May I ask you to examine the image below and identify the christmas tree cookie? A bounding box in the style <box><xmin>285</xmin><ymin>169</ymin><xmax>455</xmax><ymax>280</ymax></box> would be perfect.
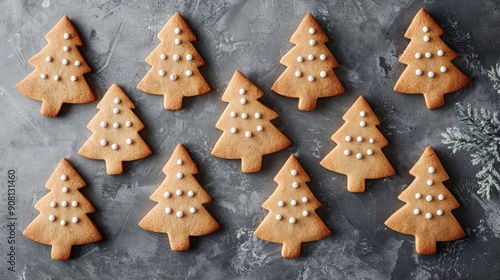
<box><xmin>385</xmin><ymin>146</ymin><xmax>465</xmax><ymax>254</ymax></box>
<box><xmin>255</xmin><ymin>155</ymin><xmax>331</xmax><ymax>258</ymax></box>
<box><xmin>272</xmin><ymin>13</ymin><xmax>345</xmax><ymax>111</ymax></box>
<box><xmin>78</xmin><ymin>84</ymin><xmax>152</xmax><ymax>175</ymax></box>
<box><xmin>320</xmin><ymin>96</ymin><xmax>395</xmax><ymax>192</ymax></box>
<box><xmin>15</xmin><ymin>15</ymin><xmax>95</xmax><ymax>117</ymax></box>
<box><xmin>23</xmin><ymin>158</ymin><xmax>102</xmax><ymax>260</ymax></box>
<box><xmin>394</xmin><ymin>8</ymin><xmax>471</xmax><ymax>109</ymax></box>
<box><xmin>137</xmin><ymin>12</ymin><xmax>210</xmax><ymax>110</ymax></box>
<box><xmin>139</xmin><ymin>144</ymin><xmax>220</xmax><ymax>251</ymax></box>
<box><xmin>212</xmin><ymin>71</ymin><xmax>291</xmax><ymax>173</ymax></box>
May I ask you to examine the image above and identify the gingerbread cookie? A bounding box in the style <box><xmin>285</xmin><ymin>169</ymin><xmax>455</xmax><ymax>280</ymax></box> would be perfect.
<box><xmin>393</xmin><ymin>8</ymin><xmax>471</xmax><ymax>109</ymax></box>
<box><xmin>271</xmin><ymin>13</ymin><xmax>345</xmax><ymax>111</ymax></box>
<box><xmin>212</xmin><ymin>71</ymin><xmax>291</xmax><ymax>173</ymax></box>
<box><xmin>255</xmin><ymin>154</ymin><xmax>331</xmax><ymax>258</ymax></box>
<box><xmin>15</xmin><ymin>15</ymin><xmax>95</xmax><ymax>117</ymax></box>
<box><xmin>320</xmin><ymin>96</ymin><xmax>395</xmax><ymax>192</ymax></box>
<box><xmin>385</xmin><ymin>146</ymin><xmax>465</xmax><ymax>254</ymax></box>
<box><xmin>139</xmin><ymin>144</ymin><xmax>220</xmax><ymax>251</ymax></box>
<box><xmin>23</xmin><ymin>158</ymin><xmax>102</xmax><ymax>261</ymax></box>
<box><xmin>78</xmin><ymin>84</ymin><xmax>152</xmax><ymax>175</ymax></box>
<box><xmin>137</xmin><ymin>12</ymin><xmax>210</xmax><ymax>110</ymax></box>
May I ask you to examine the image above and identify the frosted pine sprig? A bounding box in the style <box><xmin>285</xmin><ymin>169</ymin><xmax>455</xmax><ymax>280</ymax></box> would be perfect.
<box><xmin>487</xmin><ymin>63</ymin><xmax>500</xmax><ymax>94</ymax></box>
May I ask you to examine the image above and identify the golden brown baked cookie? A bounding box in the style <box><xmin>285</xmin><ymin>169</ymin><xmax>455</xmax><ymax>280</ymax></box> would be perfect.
<box><xmin>385</xmin><ymin>146</ymin><xmax>465</xmax><ymax>254</ymax></box>
<box><xmin>23</xmin><ymin>158</ymin><xmax>102</xmax><ymax>261</ymax></box>
<box><xmin>393</xmin><ymin>8</ymin><xmax>471</xmax><ymax>109</ymax></box>
<box><xmin>15</xmin><ymin>15</ymin><xmax>95</xmax><ymax>117</ymax></box>
<box><xmin>271</xmin><ymin>13</ymin><xmax>345</xmax><ymax>111</ymax></box>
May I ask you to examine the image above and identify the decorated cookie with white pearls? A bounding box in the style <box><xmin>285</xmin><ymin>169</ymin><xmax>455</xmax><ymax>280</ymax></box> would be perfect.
<box><xmin>78</xmin><ymin>84</ymin><xmax>152</xmax><ymax>175</ymax></box>
<box><xmin>139</xmin><ymin>144</ymin><xmax>220</xmax><ymax>251</ymax></box>
<box><xmin>393</xmin><ymin>8</ymin><xmax>470</xmax><ymax>109</ymax></box>
<box><xmin>385</xmin><ymin>146</ymin><xmax>465</xmax><ymax>255</ymax></box>
<box><xmin>320</xmin><ymin>96</ymin><xmax>395</xmax><ymax>192</ymax></box>
<box><xmin>23</xmin><ymin>158</ymin><xmax>102</xmax><ymax>261</ymax></box>
<box><xmin>272</xmin><ymin>13</ymin><xmax>345</xmax><ymax>111</ymax></box>
<box><xmin>254</xmin><ymin>154</ymin><xmax>331</xmax><ymax>258</ymax></box>
<box><xmin>15</xmin><ymin>15</ymin><xmax>95</xmax><ymax>117</ymax></box>
<box><xmin>137</xmin><ymin>12</ymin><xmax>210</xmax><ymax>110</ymax></box>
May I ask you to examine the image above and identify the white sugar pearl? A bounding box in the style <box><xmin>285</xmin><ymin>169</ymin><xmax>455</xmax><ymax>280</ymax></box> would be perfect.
<box><xmin>437</xmin><ymin>50</ymin><xmax>444</xmax><ymax>56</ymax></box>
<box><xmin>356</xmin><ymin>153</ymin><xmax>363</xmax><ymax>159</ymax></box>
<box><xmin>164</xmin><ymin>191</ymin><xmax>171</xmax><ymax>198</ymax></box>
<box><xmin>278</xmin><ymin>200</ymin><xmax>284</xmax><ymax>207</ymax></box>
<box><xmin>415</xmin><ymin>193</ymin><xmax>422</xmax><ymax>199</ymax></box>
<box><xmin>46</xmin><ymin>56</ymin><xmax>52</xmax><ymax>62</ymax></box>
<box><xmin>254</xmin><ymin>113</ymin><xmax>261</xmax><ymax>119</ymax></box>
<box><xmin>366</xmin><ymin>149</ymin><xmax>373</xmax><ymax>156</ymax></box>
<box><xmin>111</xmin><ymin>144</ymin><xmax>118</xmax><ymax>150</ymax></box>
<box><xmin>113</xmin><ymin>108</ymin><xmax>120</xmax><ymax>114</ymax></box>
<box><xmin>165</xmin><ymin>207</ymin><xmax>172</xmax><ymax>214</ymax></box>
<box><xmin>422</xmin><ymin>26</ymin><xmax>429</xmax><ymax>32</ymax></box>
<box><xmin>275</xmin><ymin>214</ymin><xmax>282</xmax><ymax>221</ymax></box>
<box><xmin>360</xmin><ymin>111</ymin><xmax>366</xmax><ymax>117</ymax></box>
<box><xmin>413</xmin><ymin>209</ymin><xmax>420</xmax><ymax>215</ymax></box>
<box><xmin>125</xmin><ymin>121</ymin><xmax>131</xmax><ymax>127</ymax></box>
<box><xmin>72</xmin><ymin>217</ymin><xmax>79</xmax><ymax>223</ymax></box>
<box><xmin>74</xmin><ymin>61</ymin><xmax>81</xmax><ymax>66</ymax></box>
<box><xmin>440</xmin><ymin>66</ymin><xmax>447</xmax><ymax>73</ymax></box>
<box><xmin>302</xmin><ymin>197</ymin><xmax>308</xmax><ymax>203</ymax></box>
<box><xmin>428</xmin><ymin>167</ymin><xmax>435</xmax><ymax>174</ymax></box>
<box><xmin>173</xmin><ymin>54</ymin><xmax>180</xmax><ymax>61</ymax></box>
<box><xmin>159</xmin><ymin>70</ymin><xmax>166</xmax><ymax>76</ymax></box>
<box><xmin>292</xmin><ymin>182</ymin><xmax>299</xmax><ymax>188</ymax></box>
<box><xmin>416</xmin><ymin>69</ymin><xmax>423</xmax><ymax>76</ymax></box>
<box><xmin>72</xmin><ymin>201</ymin><xmax>78</xmax><ymax>207</ymax></box>
<box><xmin>100</xmin><ymin>121</ymin><xmax>107</xmax><ymax>127</ymax></box>
<box><xmin>230</xmin><ymin>111</ymin><xmax>237</xmax><ymax>117</ymax></box>
<box><xmin>320</xmin><ymin>54</ymin><xmax>326</xmax><ymax>60</ymax></box>
<box><xmin>61</xmin><ymin>175</ymin><xmax>68</xmax><ymax>181</ymax></box>
<box><xmin>423</xmin><ymin>35</ymin><xmax>430</xmax><ymax>42</ymax></box>
<box><xmin>437</xmin><ymin>210</ymin><xmax>443</xmax><ymax>216</ymax></box>
<box><xmin>160</xmin><ymin>54</ymin><xmax>166</xmax><ymax>60</ymax></box>
<box><xmin>291</xmin><ymin>169</ymin><xmax>298</xmax><ymax>176</ymax></box>
<box><xmin>415</xmin><ymin>52</ymin><xmax>422</xmax><ymax>59</ymax></box>
<box><xmin>62</xmin><ymin>59</ymin><xmax>69</xmax><ymax>65</ymax></box>
<box><xmin>63</xmin><ymin>33</ymin><xmax>70</xmax><ymax>39</ymax></box>
<box><xmin>61</xmin><ymin>201</ymin><xmax>68</xmax><ymax>207</ymax></box>
<box><xmin>113</xmin><ymin>98</ymin><xmax>121</xmax><ymax>104</ymax></box>
<box><xmin>308</xmin><ymin>75</ymin><xmax>314</xmax><ymax>82</ymax></box>
<box><xmin>320</xmin><ymin>71</ymin><xmax>327</xmax><ymax>78</ymax></box>
<box><xmin>190</xmin><ymin>207</ymin><xmax>196</xmax><ymax>214</ymax></box>
<box><xmin>230</xmin><ymin>127</ymin><xmax>237</xmax><ymax>134</ymax></box>
<box><xmin>113</xmin><ymin>122</ymin><xmax>120</xmax><ymax>128</ymax></box>
<box><xmin>369</xmin><ymin>138</ymin><xmax>374</xmax><ymax>143</ymax></box>
<box><xmin>426</xmin><ymin>195</ymin><xmax>433</xmax><ymax>202</ymax></box>
<box><xmin>256</xmin><ymin>126</ymin><xmax>263</xmax><ymax>132</ymax></box>
<box><xmin>170</xmin><ymin>74</ymin><xmax>177</xmax><ymax>81</ymax></box>
<box><xmin>309</xmin><ymin>27</ymin><xmax>316</xmax><ymax>34</ymax></box>
<box><xmin>344</xmin><ymin>149</ymin><xmax>351</xmax><ymax>156</ymax></box>
<box><xmin>425</xmin><ymin>52</ymin><xmax>432</xmax><ymax>58</ymax></box>
<box><xmin>186</xmin><ymin>54</ymin><xmax>193</xmax><ymax>61</ymax></box>
<box><xmin>174</xmin><ymin>27</ymin><xmax>181</xmax><ymax>34</ymax></box>
<box><xmin>241</xmin><ymin>113</ymin><xmax>248</xmax><ymax>119</ymax></box>
<box><xmin>176</xmin><ymin>172</ymin><xmax>183</xmax><ymax>179</ymax></box>
<box><xmin>290</xmin><ymin>200</ymin><xmax>297</xmax><ymax>206</ymax></box>
<box><xmin>126</xmin><ymin>138</ymin><xmax>133</xmax><ymax>145</ymax></box>
<box><xmin>100</xmin><ymin>139</ymin><xmax>107</xmax><ymax>146</ymax></box>
<box><xmin>176</xmin><ymin>211</ymin><xmax>183</xmax><ymax>218</ymax></box>
<box><xmin>302</xmin><ymin>211</ymin><xmax>309</xmax><ymax>217</ymax></box>
<box><xmin>60</xmin><ymin>220</ymin><xmax>67</xmax><ymax>226</ymax></box>
<box><xmin>176</xmin><ymin>189</ymin><xmax>183</xmax><ymax>196</ymax></box>
<box><xmin>188</xmin><ymin>191</ymin><xmax>194</xmax><ymax>197</ymax></box>
<box><xmin>307</xmin><ymin>54</ymin><xmax>314</xmax><ymax>60</ymax></box>
<box><xmin>360</xmin><ymin>121</ymin><xmax>366</xmax><ymax>127</ymax></box>
<box><xmin>239</xmin><ymin>88</ymin><xmax>246</xmax><ymax>95</ymax></box>
<box><xmin>49</xmin><ymin>215</ymin><xmax>55</xmax><ymax>222</ymax></box>
<box><xmin>357</xmin><ymin>136</ymin><xmax>363</xmax><ymax>142</ymax></box>
<box><xmin>62</xmin><ymin>187</ymin><xmax>68</xmax><ymax>193</ymax></box>
<box><xmin>425</xmin><ymin>213</ymin><xmax>432</xmax><ymax>219</ymax></box>
<box><xmin>70</xmin><ymin>75</ymin><xmax>77</xmax><ymax>82</ymax></box>
<box><xmin>177</xmin><ymin>159</ymin><xmax>183</xmax><ymax>165</ymax></box>
<box><xmin>245</xmin><ymin>131</ymin><xmax>252</xmax><ymax>138</ymax></box>
<box><xmin>174</xmin><ymin>38</ymin><xmax>181</xmax><ymax>45</ymax></box>
<box><xmin>240</xmin><ymin>98</ymin><xmax>247</xmax><ymax>104</ymax></box>
<box><xmin>297</xmin><ymin>56</ymin><xmax>304</xmax><ymax>63</ymax></box>
<box><xmin>295</xmin><ymin>70</ymin><xmax>302</xmax><ymax>77</ymax></box>
<box><xmin>40</xmin><ymin>73</ymin><xmax>47</xmax><ymax>79</ymax></box>
<box><xmin>289</xmin><ymin>217</ymin><xmax>296</xmax><ymax>224</ymax></box>
<box><xmin>53</xmin><ymin>75</ymin><xmax>60</xmax><ymax>81</ymax></box>
<box><xmin>309</xmin><ymin>39</ymin><xmax>316</xmax><ymax>46</ymax></box>
<box><xmin>438</xmin><ymin>194</ymin><xmax>444</xmax><ymax>200</ymax></box>
<box><xmin>50</xmin><ymin>201</ymin><xmax>57</xmax><ymax>208</ymax></box>
<box><xmin>63</xmin><ymin>46</ymin><xmax>70</xmax><ymax>52</ymax></box>
<box><xmin>345</xmin><ymin>136</ymin><xmax>352</xmax><ymax>142</ymax></box>
<box><xmin>427</xmin><ymin>180</ymin><xmax>434</xmax><ymax>186</ymax></box>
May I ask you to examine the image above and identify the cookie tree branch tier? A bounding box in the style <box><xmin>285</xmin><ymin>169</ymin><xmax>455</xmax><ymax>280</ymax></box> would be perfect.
<box><xmin>15</xmin><ymin>15</ymin><xmax>95</xmax><ymax>117</ymax></box>
<box><xmin>271</xmin><ymin>13</ymin><xmax>345</xmax><ymax>111</ymax></box>
<box><xmin>320</xmin><ymin>96</ymin><xmax>395</xmax><ymax>192</ymax></box>
<box><xmin>393</xmin><ymin>8</ymin><xmax>470</xmax><ymax>109</ymax></box>
<box><xmin>254</xmin><ymin>155</ymin><xmax>331</xmax><ymax>258</ymax></box>
<box><xmin>385</xmin><ymin>146</ymin><xmax>465</xmax><ymax>254</ymax></box>
<box><xmin>78</xmin><ymin>84</ymin><xmax>152</xmax><ymax>175</ymax></box>
<box><xmin>23</xmin><ymin>158</ymin><xmax>102</xmax><ymax>261</ymax></box>
<box><xmin>137</xmin><ymin>12</ymin><xmax>210</xmax><ymax>110</ymax></box>
<box><xmin>212</xmin><ymin>71</ymin><xmax>291</xmax><ymax>173</ymax></box>
<box><xmin>139</xmin><ymin>144</ymin><xmax>220</xmax><ymax>251</ymax></box>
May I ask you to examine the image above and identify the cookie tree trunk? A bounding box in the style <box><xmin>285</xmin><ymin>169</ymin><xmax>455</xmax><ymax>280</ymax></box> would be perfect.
<box><xmin>415</xmin><ymin>236</ymin><xmax>436</xmax><ymax>255</ymax></box>
<box><xmin>282</xmin><ymin>241</ymin><xmax>301</xmax><ymax>258</ymax></box>
<box><xmin>51</xmin><ymin>243</ymin><xmax>72</xmax><ymax>261</ymax></box>
<box><xmin>347</xmin><ymin>175</ymin><xmax>366</xmax><ymax>193</ymax></box>
<box><xmin>168</xmin><ymin>234</ymin><xmax>191</xmax><ymax>251</ymax></box>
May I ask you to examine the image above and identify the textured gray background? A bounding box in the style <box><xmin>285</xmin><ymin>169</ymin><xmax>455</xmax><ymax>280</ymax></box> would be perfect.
<box><xmin>1</xmin><ymin>0</ymin><xmax>499</xmax><ymax>279</ymax></box>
